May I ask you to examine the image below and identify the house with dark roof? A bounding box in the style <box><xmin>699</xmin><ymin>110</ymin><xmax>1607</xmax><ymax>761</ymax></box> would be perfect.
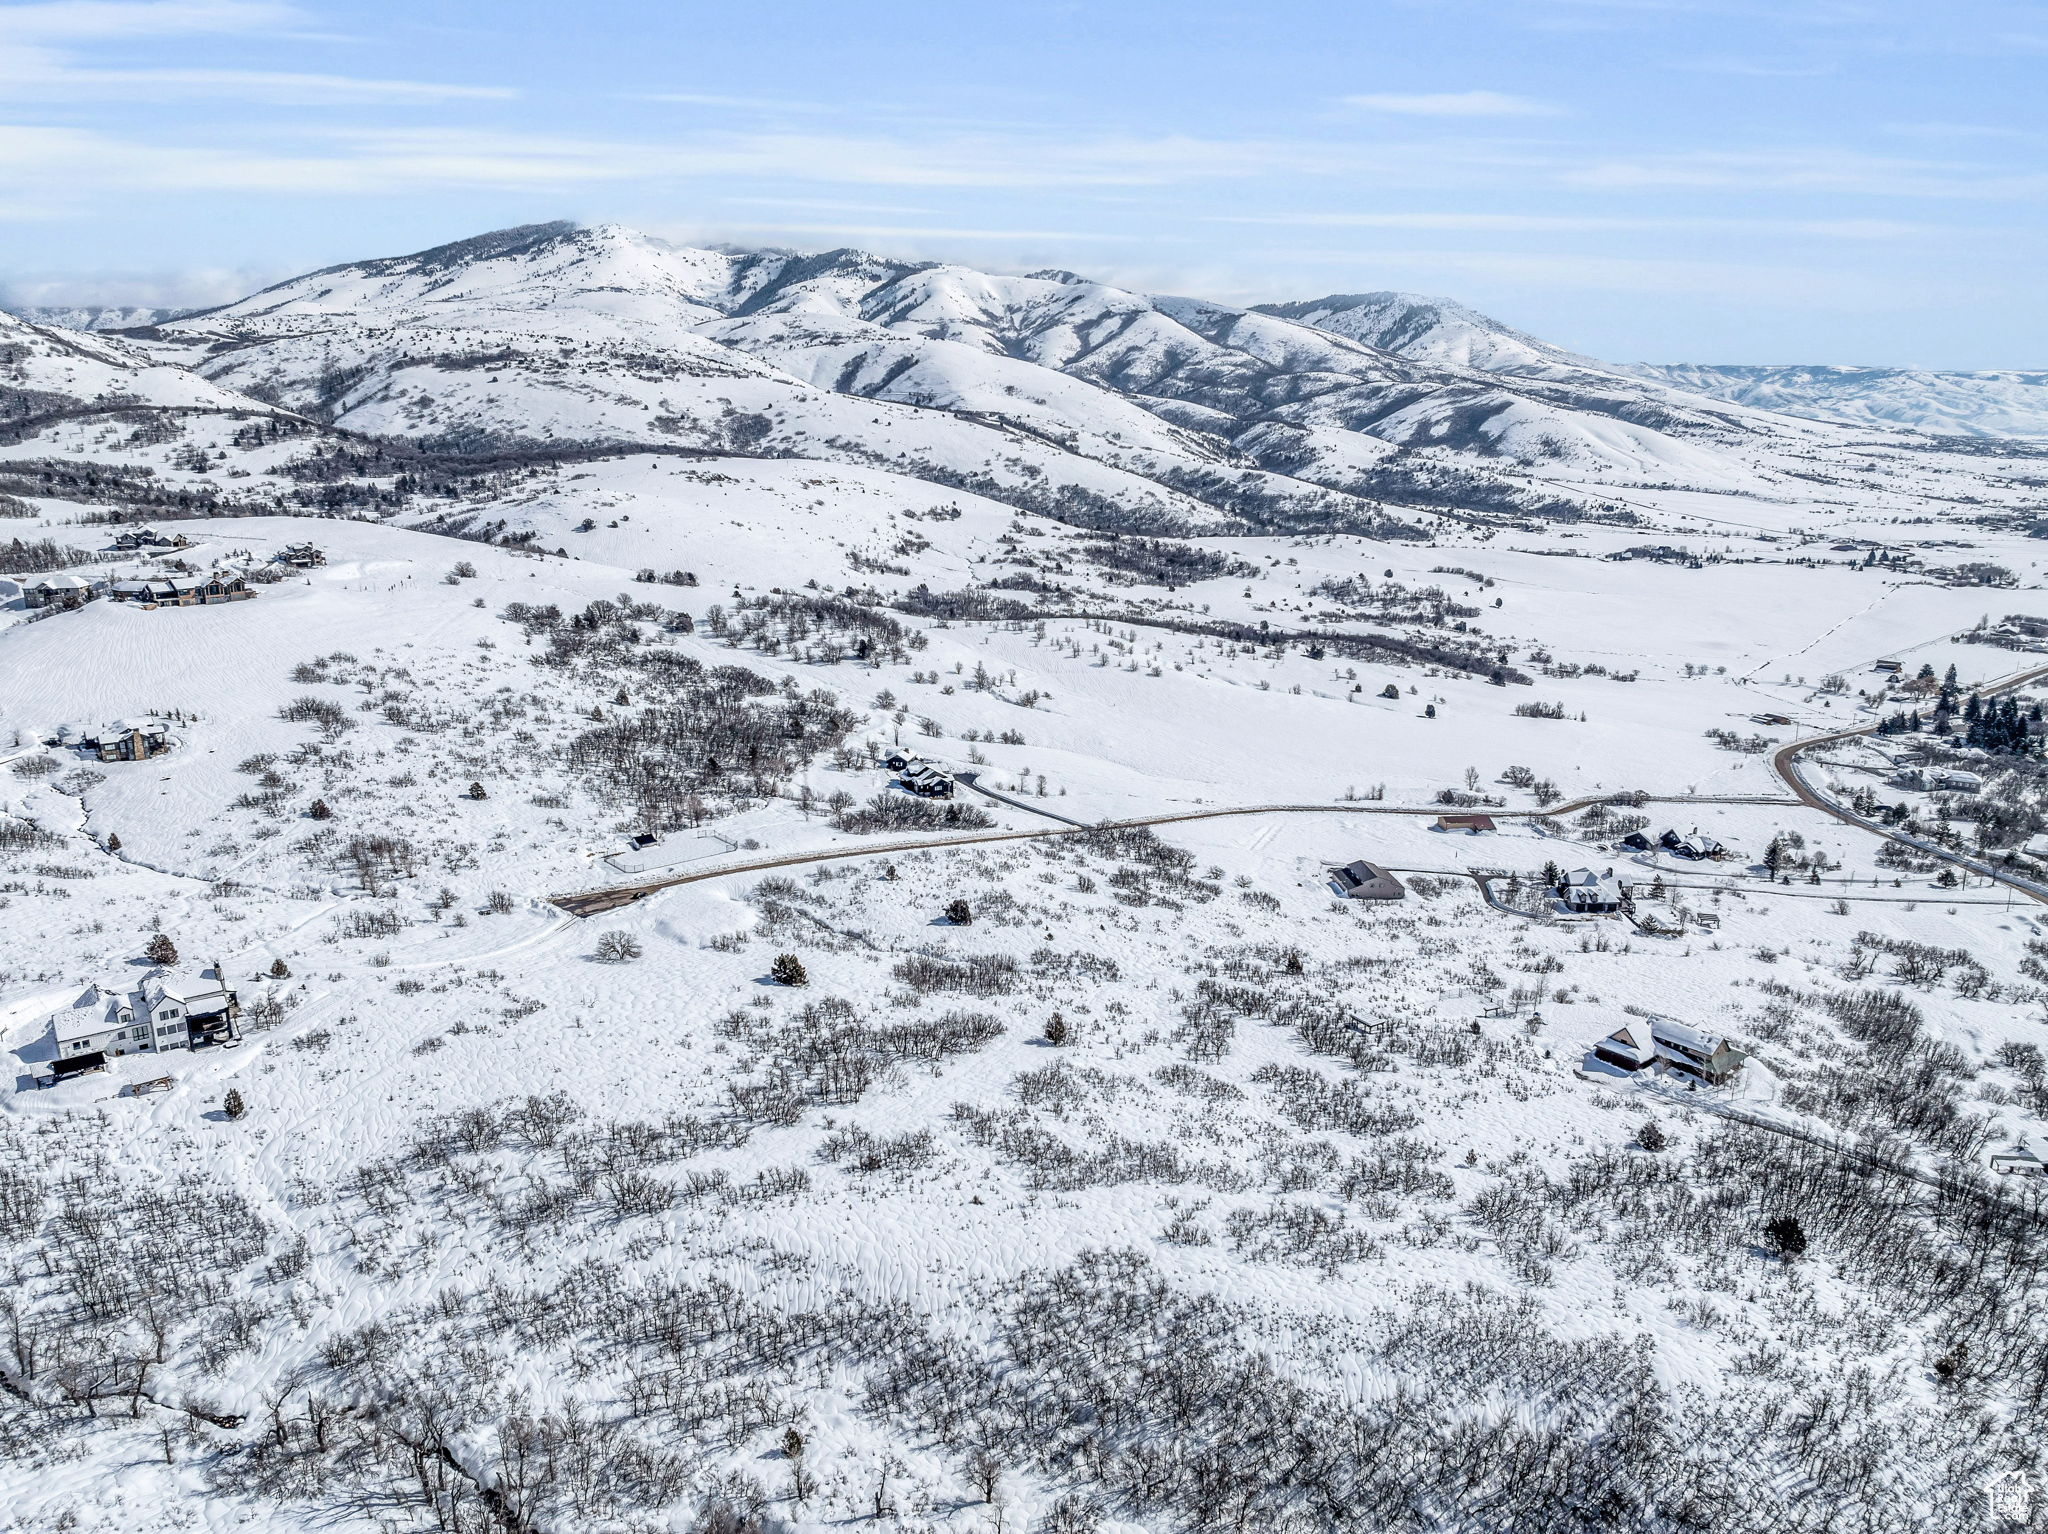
<box><xmin>56</xmin><ymin>717</ymin><xmax>173</xmax><ymax>762</ymax></box>
<box><xmin>107</xmin><ymin>570</ymin><xmax>252</xmax><ymax>607</ymax></box>
<box><xmin>1331</xmin><ymin>860</ymin><xmax>1405</xmax><ymax>900</ymax></box>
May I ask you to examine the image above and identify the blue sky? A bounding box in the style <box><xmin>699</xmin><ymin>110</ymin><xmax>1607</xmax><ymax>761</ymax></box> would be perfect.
<box><xmin>1</xmin><ymin>0</ymin><xmax>2043</xmax><ymax>367</ymax></box>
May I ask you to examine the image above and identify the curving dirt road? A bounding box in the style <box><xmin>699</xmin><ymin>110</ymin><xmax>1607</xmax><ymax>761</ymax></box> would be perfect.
<box><xmin>551</xmin><ymin>790</ymin><xmax>1794</xmax><ymax>916</ymax></box>
<box><xmin>1770</xmin><ymin>659</ymin><xmax>2048</xmax><ymax>907</ymax></box>
<box><xmin>549</xmin><ymin>657</ymin><xmax>2048</xmax><ymax>918</ymax></box>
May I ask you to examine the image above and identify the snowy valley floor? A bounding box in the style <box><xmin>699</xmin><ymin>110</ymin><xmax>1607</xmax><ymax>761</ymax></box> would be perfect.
<box><xmin>2</xmin><ymin>500</ymin><xmax>2048</xmax><ymax>1534</ymax></box>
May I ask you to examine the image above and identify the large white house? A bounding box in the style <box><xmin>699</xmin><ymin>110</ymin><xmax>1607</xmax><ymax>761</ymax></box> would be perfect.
<box><xmin>48</xmin><ymin>967</ymin><xmax>240</xmax><ymax>1079</ymax></box>
<box><xmin>1593</xmin><ymin>1015</ymin><xmax>1747</xmax><ymax>1087</ymax></box>
<box><xmin>21</xmin><ymin>574</ymin><xmax>99</xmax><ymax>610</ymax></box>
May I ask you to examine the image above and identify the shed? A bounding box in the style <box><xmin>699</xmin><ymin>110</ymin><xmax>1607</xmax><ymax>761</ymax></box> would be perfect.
<box><xmin>1593</xmin><ymin>1022</ymin><xmax>1658</xmax><ymax>1073</ymax></box>
<box><xmin>48</xmin><ymin>1051</ymin><xmax>107</xmax><ymax>1081</ymax></box>
<box><xmin>1331</xmin><ymin>861</ymin><xmax>1405</xmax><ymax>900</ymax></box>
<box><xmin>1991</xmin><ymin>1139</ymin><xmax>2048</xmax><ymax>1176</ymax></box>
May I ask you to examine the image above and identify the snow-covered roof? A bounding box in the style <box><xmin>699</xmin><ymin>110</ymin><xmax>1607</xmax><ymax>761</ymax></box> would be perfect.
<box><xmin>53</xmin><ymin>985</ymin><xmax>121</xmax><ymax>1042</ymax></box>
<box><xmin>1598</xmin><ymin>1023</ymin><xmax>1657</xmax><ymax>1065</ymax></box>
<box><xmin>1561</xmin><ymin>867</ymin><xmax>1618</xmax><ymax>887</ymax></box>
<box><xmin>30</xmin><ymin>574</ymin><xmax>94</xmax><ymax>591</ymax></box>
<box><xmin>1648</xmin><ymin>1016</ymin><xmax>1725</xmax><ymax>1055</ymax></box>
<box><xmin>147</xmin><ymin>971</ymin><xmax>227</xmax><ymax>1006</ymax></box>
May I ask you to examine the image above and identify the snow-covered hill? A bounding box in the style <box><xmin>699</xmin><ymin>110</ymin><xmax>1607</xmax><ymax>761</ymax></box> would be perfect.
<box><xmin>0</xmin><ymin>309</ymin><xmax>292</xmax><ymax>433</ymax></box>
<box><xmin>1256</xmin><ymin>289</ymin><xmax>1608</xmax><ymax>379</ymax></box>
<box><xmin>131</xmin><ymin>222</ymin><xmax>1911</xmax><ymax>538</ymax></box>
<box><xmin>1250</xmin><ymin>288</ymin><xmax>2048</xmax><ymax>442</ymax></box>
<box><xmin>8</xmin><ymin>304</ymin><xmax>182</xmax><ymax>333</ymax></box>
<box><xmin>1629</xmin><ymin>361</ymin><xmax>2048</xmax><ymax>439</ymax></box>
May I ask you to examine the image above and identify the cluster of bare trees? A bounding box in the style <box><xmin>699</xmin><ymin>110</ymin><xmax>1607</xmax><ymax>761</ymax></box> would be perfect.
<box><xmin>710</xmin><ymin>591</ymin><xmax>918</xmax><ymax>666</ymax></box>
<box><xmin>562</xmin><ymin>653</ymin><xmax>857</xmax><ymax>829</ymax></box>
<box><xmin>717</xmin><ymin>995</ymin><xmax>1005</xmax><ymax>1123</ymax></box>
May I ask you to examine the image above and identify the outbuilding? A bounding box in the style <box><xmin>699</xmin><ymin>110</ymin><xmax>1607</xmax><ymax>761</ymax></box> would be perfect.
<box><xmin>1435</xmin><ymin>813</ymin><xmax>1496</xmax><ymax>834</ymax></box>
<box><xmin>1991</xmin><ymin>1138</ymin><xmax>2048</xmax><ymax>1176</ymax></box>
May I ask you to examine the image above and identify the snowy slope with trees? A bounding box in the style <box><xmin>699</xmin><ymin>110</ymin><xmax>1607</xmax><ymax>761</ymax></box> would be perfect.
<box><xmin>2</xmin><ymin>223</ymin><xmax>2048</xmax><ymax>1534</ymax></box>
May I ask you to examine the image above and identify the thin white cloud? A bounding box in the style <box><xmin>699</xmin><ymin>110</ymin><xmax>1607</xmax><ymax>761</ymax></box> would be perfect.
<box><xmin>0</xmin><ymin>2</ymin><xmax>509</xmax><ymax>105</ymax></box>
<box><xmin>0</xmin><ymin>117</ymin><xmax>2033</xmax><ymax>216</ymax></box>
<box><xmin>0</xmin><ymin>56</ymin><xmax>515</xmax><ymax>102</ymax></box>
<box><xmin>0</xmin><ymin>263</ymin><xmax>284</xmax><ymax>310</ymax></box>
<box><xmin>1563</xmin><ymin>147</ymin><xmax>2048</xmax><ymax>199</ymax></box>
<box><xmin>1272</xmin><ymin>246</ymin><xmax>1913</xmax><ymax>307</ymax></box>
<box><xmin>640</xmin><ymin>92</ymin><xmax>836</xmax><ymax>113</ymax></box>
<box><xmin>1211</xmin><ymin>210</ymin><xmax>1931</xmax><ymax>239</ymax></box>
<box><xmin>1338</xmin><ymin>90</ymin><xmax>1561</xmax><ymax>117</ymax></box>
<box><xmin>0</xmin><ymin>0</ymin><xmax>297</xmax><ymax>38</ymax></box>
<box><xmin>654</xmin><ymin>219</ymin><xmax>1140</xmax><ymax>246</ymax></box>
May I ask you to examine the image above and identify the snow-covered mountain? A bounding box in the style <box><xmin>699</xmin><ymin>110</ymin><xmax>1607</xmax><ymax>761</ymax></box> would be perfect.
<box><xmin>125</xmin><ymin>222</ymin><xmax>1895</xmax><ymax>540</ymax></box>
<box><xmin>9</xmin><ymin>303</ymin><xmax>182</xmax><ymax>333</ymax></box>
<box><xmin>1252</xmin><ymin>288</ymin><xmax>2048</xmax><ymax>441</ymax></box>
<box><xmin>1255</xmin><ymin>290</ymin><xmax>1608</xmax><ymax>379</ymax></box>
<box><xmin>1627</xmin><ymin>361</ymin><xmax>2048</xmax><ymax>439</ymax></box>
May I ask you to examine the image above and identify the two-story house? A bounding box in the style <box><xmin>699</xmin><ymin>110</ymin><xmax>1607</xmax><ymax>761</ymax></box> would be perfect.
<box><xmin>47</xmin><ymin>966</ymin><xmax>241</xmax><ymax>1081</ymax></box>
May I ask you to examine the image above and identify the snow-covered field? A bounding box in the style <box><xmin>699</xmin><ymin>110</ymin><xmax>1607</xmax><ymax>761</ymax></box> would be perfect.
<box><xmin>2</xmin><ymin>227</ymin><xmax>2047</xmax><ymax>1534</ymax></box>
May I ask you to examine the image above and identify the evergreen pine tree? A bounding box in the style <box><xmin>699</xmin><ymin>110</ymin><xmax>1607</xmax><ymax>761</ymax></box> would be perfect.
<box><xmin>269</xmin><ymin>958</ymin><xmax>291</xmax><ymax>978</ymax></box>
<box><xmin>143</xmin><ymin>932</ymin><xmax>178</xmax><ymax>966</ymax></box>
<box><xmin>222</xmin><ymin>1088</ymin><xmax>246</xmax><ymax>1121</ymax></box>
<box><xmin>771</xmin><ymin>953</ymin><xmax>808</xmax><ymax>987</ymax></box>
<box><xmin>1765</xmin><ymin>1214</ymin><xmax>1807</xmax><ymax>1260</ymax></box>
